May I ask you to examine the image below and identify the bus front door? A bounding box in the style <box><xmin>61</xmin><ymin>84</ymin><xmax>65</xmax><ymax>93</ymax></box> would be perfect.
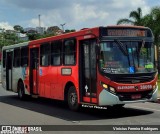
<box><xmin>29</xmin><ymin>48</ymin><xmax>39</xmax><ymax>95</ymax></box>
<box><xmin>79</xmin><ymin>39</ymin><xmax>97</xmax><ymax>104</ymax></box>
<box><xmin>6</xmin><ymin>51</ymin><xmax>13</xmax><ymax>91</ymax></box>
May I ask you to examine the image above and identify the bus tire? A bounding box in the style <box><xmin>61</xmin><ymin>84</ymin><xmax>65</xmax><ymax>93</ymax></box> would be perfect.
<box><xmin>18</xmin><ymin>82</ymin><xmax>26</xmax><ymax>100</ymax></box>
<box><xmin>67</xmin><ymin>86</ymin><xmax>79</xmax><ymax>111</ymax></box>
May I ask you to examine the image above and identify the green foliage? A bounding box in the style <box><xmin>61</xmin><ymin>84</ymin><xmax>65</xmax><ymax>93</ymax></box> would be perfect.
<box><xmin>117</xmin><ymin>7</ymin><xmax>143</xmax><ymax>25</ymax></box>
<box><xmin>26</xmin><ymin>33</ymin><xmax>37</xmax><ymax>40</ymax></box>
<box><xmin>35</xmin><ymin>33</ymin><xmax>55</xmax><ymax>40</ymax></box>
<box><xmin>144</xmin><ymin>7</ymin><xmax>160</xmax><ymax>44</ymax></box>
<box><xmin>65</xmin><ymin>29</ymin><xmax>76</xmax><ymax>33</ymax></box>
<box><xmin>0</xmin><ymin>32</ymin><xmax>19</xmax><ymax>48</ymax></box>
<box><xmin>13</xmin><ymin>25</ymin><xmax>24</xmax><ymax>33</ymax></box>
<box><xmin>27</xmin><ymin>32</ymin><xmax>56</xmax><ymax>41</ymax></box>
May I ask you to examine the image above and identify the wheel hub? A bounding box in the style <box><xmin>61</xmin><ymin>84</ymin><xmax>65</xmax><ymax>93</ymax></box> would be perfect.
<box><xmin>70</xmin><ymin>93</ymin><xmax>77</xmax><ymax>105</ymax></box>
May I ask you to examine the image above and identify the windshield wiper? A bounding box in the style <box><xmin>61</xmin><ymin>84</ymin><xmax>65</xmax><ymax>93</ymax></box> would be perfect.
<box><xmin>114</xmin><ymin>39</ymin><xmax>131</xmax><ymax>67</ymax></box>
<box><xmin>114</xmin><ymin>39</ymin><xmax>128</xmax><ymax>56</ymax></box>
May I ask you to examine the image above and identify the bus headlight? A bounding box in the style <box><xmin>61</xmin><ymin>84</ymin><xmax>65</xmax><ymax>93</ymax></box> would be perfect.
<box><xmin>100</xmin><ymin>81</ymin><xmax>116</xmax><ymax>94</ymax></box>
<box><xmin>102</xmin><ymin>84</ymin><xmax>108</xmax><ymax>89</ymax></box>
<box><xmin>100</xmin><ymin>81</ymin><xmax>108</xmax><ymax>89</ymax></box>
<box><xmin>110</xmin><ymin>87</ymin><xmax>115</xmax><ymax>93</ymax></box>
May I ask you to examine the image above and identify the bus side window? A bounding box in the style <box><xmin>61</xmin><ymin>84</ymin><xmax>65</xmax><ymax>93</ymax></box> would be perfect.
<box><xmin>63</xmin><ymin>39</ymin><xmax>76</xmax><ymax>65</ymax></box>
<box><xmin>51</xmin><ymin>40</ymin><xmax>62</xmax><ymax>66</ymax></box>
<box><xmin>21</xmin><ymin>47</ymin><xmax>29</xmax><ymax>67</ymax></box>
<box><xmin>3</xmin><ymin>50</ymin><xmax>6</xmax><ymax>68</ymax></box>
<box><xmin>40</xmin><ymin>43</ymin><xmax>50</xmax><ymax>66</ymax></box>
<box><xmin>13</xmin><ymin>48</ymin><xmax>21</xmax><ymax>67</ymax></box>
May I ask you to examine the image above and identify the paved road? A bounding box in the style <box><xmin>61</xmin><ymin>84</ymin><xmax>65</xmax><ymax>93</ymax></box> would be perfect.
<box><xmin>0</xmin><ymin>84</ymin><xmax>160</xmax><ymax>134</ymax></box>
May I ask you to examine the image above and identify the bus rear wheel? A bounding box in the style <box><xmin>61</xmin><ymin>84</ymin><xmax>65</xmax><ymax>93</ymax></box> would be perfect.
<box><xmin>67</xmin><ymin>86</ymin><xmax>79</xmax><ymax>111</ymax></box>
<box><xmin>18</xmin><ymin>82</ymin><xmax>26</xmax><ymax>100</ymax></box>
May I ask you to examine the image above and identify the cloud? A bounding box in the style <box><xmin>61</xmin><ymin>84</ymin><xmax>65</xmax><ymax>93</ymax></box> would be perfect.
<box><xmin>28</xmin><ymin>10</ymin><xmax>64</xmax><ymax>28</ymax></box>
<box><xmin>73</xmin><ymin>4</ymin><xmax>109</xmax><ymax>21</ymax></box>
<box><xmin>0</xmin><ymin>0</ymin><xmax>152</xmax><ymax>30</ymax></box>
<box><xmin>0</xmin><ymin>22</ymin><xmax>13</xmax><ymax>30</ymax></box>
<box><xmin>3</xmin><ymin>0</ymin><xmax>72</xmax><ymax>10</ymax></box>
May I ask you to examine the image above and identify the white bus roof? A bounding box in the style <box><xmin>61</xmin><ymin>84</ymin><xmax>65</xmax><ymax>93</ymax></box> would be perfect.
<box><xmin>2</xmin><ymin>42</ymin><xmax>29</xmax><ymax>50</ymax></box>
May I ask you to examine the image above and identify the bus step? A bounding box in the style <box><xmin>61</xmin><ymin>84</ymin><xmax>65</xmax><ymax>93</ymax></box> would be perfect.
<box><xmin>31</xmin><ymin>95</ymin><xmax>39</xmax><ymax>98</ymax></box>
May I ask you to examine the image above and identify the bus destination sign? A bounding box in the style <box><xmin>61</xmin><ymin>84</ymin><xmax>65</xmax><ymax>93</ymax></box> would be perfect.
<box><xmin>107</xmin><ymin>29</ymin><xmax>146</xmax><ymax>37</ymax></box>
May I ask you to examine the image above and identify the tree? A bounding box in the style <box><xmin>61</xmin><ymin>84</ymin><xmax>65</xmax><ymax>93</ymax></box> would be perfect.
<box><xmin>65</xmin><ymin>29</ymin><xmax>76</xmax><ymax>33</ymax></box>
<box><xmin>143</xmin><ymin>7</ymin><xmax>160</xmax><ymax>44</ymax></box>
<box><xmin>13</xmin><ymin>25</ymin><xmax>24</xmax><ymax>33</ymax></box>
<box><xmin>0</xmin><ymin>30</ymin><xmax>19</xmax><ymax>48</ymax></box>
<box><xmin>27</xmin><ymin>33</ymin><xmax>37</xmax><ymax>40</ymax></box>
<box><xmin>149</xmin><ymin>7</ymin><xmax>160</xmax><ymax>44</ymax></box>
<box><xmin>46</xmin><ymin>26</ymin><xmax>61</xmax><ymax>34</ymax></box>
<box><xmin>117</xmin><ymin>7</ymin><xmax>143</xmax><ymax>25</ymax></box>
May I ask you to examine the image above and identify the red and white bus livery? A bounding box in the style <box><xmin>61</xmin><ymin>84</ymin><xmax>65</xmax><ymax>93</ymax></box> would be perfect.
<box><xmin>1</xmin><ymin>25</ymin><xmax>158</xmax><ymax>110</ymax></box>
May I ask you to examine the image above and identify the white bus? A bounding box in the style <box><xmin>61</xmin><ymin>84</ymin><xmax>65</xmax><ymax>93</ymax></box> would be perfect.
<box><xmin>1</xmin><ymin>42</ymin><xmax>29</xmax><ymax>98</ymax></box>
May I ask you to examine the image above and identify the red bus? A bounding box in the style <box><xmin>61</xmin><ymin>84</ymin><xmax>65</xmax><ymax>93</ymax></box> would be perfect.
<box><xmin>1</xmin><ymin>25</ymin><xmax>158</xmax><ymax>111</ymax></box>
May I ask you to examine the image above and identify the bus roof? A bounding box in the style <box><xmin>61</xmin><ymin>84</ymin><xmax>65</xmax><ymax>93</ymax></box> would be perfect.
<box><xmin>2</xmin><ymin>41</ymin><xmax>29</xmax><ymax>50</ymax></box>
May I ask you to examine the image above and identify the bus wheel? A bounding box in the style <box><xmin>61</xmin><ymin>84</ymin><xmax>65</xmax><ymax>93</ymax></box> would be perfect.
<box><xmin>67</xmin><ymin>86</ymin><xmax>79</xmax><ymax>111</ymax></box>
<box><xmin>18</xmin><ymin>82</ymin><xmax>26</xmax><ymax>100</ymax></box>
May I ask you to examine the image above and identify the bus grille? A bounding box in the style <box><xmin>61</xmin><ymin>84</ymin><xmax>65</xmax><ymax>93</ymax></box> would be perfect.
<box><xmin>117</xmin><ymin>90</ymin><xmax>153</xmax><ymax>101</ymax></box>
<box><xmin>110</xmin><ymin>73</ymin><xmax>156</xmax><ymax>84</ymax></box>
<box><xmin>113</xmin><ymin>77</ymin><xmax>153</xmax><ymax>84</ymax></box>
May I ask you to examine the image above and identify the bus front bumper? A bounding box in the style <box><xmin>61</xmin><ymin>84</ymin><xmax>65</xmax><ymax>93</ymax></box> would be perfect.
<box><xmin>99</xmin><ymin>86</ymin><xmax>158</xmax><ymax>106</ymax></box>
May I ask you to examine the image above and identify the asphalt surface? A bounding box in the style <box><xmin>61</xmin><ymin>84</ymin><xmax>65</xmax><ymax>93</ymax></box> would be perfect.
<box><xmin>0</xmin><ymin>84</ymin><xmax>160</xmax><ymax>134</ymax></box>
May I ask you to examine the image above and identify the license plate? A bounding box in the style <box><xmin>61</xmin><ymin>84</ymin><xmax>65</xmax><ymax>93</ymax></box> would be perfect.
<box><xmin>131</xmin><ymin>94</ymin><xmax>141</xmax><ymax>99</ymax></box>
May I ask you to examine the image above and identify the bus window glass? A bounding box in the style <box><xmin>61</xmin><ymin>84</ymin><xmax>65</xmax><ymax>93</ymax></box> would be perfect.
<box><xmin>40</xmin><ymin>43</ymin><xmax>50</xmax><ymax>66</ymax></box>
<box><xmin>51</xmin><ymin>40</ymin><xmax>62</xmax><ymax>66</ymax></box>
<box><xmin>21</xmin><ymin>47</ymin><xmax>28</xmax><ymax>67</ymax></box>
<box><xmin>13</xmin><ymin>48</ymin><xmax>21</xmax><ymax>67</ymax></box>
<box><xmin>99</xmin><ymin>41</ymin><xmax>155</xmax><ymax>74</ymax></box>
<box><xmin>64</xmin><ymin>39</ymin><xmax>76</xmax><ymax>65</ymax></box>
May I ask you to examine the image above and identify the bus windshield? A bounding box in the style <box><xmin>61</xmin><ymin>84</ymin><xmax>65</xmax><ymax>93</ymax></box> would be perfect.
<box><xmin>99</xmin><ymin>41</ymin><xmax>156</xmax><ymax>74</ymax></box>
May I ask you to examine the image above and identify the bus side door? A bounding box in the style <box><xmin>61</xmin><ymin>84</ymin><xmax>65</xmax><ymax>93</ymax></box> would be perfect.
<box><xmin>6</xmin><ymin>50</ymin><xmax>13</xmax><ymax>91</ymax></box>
<box><xmin>79</xmin><ymin>39</ymin><xmax>97</xmax><ymax>103</ymax></box>
<box><xmin>29</xmin><ymin>47</ymin><xmax>39</xmax><ymax>95</ymax></box>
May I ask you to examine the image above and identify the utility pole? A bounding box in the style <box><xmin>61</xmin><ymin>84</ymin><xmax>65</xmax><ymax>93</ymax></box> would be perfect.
<box><xmin>38</xmin><ymin>14</ymin><xmax>41</xmax><ymax>27</ymax></box>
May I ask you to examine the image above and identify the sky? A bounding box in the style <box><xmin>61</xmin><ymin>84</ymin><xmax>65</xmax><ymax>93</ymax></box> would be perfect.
<box><xmin>0</xmin><ymin>0</ymin><xmax>160</xmax><ymax>31</ymax></box>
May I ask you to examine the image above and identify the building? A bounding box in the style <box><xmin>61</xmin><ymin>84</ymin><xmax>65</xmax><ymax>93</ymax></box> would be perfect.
<box><xmin>16</xmin><ymin>32</ymin><xmax>28</xmax><ymax>41</ymax></box>
<box><xmin>24</xmin><ymin>27</ymin><xmax>37</xmax><ymax>34</ymax></box>
<box><xmin>36</xmin><ymin>27</ymin><xmax>46</xmax><ymax>34</ymax></box>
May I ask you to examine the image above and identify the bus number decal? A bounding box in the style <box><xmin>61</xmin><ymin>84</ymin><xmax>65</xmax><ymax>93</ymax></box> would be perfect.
<box><xmin>140</xmin><ymin>85</ymin><xmax>152</xmax><ymax>90</ymax></box>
